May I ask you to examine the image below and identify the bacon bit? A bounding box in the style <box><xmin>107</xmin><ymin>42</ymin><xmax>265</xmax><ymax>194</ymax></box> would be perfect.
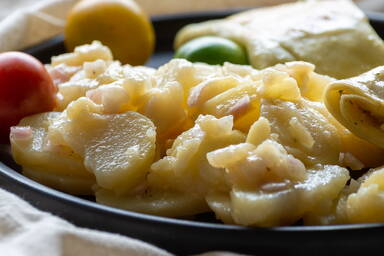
<box><xmin>227</xmin><ymin>95</ymin><xmax>250</xmax><ymax>117</ymax></box>
<box><xmin>10</xmin><ymin>126</ymin><xmax>33</xmax><ymax>141</ymax></box>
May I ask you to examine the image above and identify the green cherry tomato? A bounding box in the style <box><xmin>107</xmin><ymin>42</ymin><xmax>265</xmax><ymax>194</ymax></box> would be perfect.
<box><xmin>174</xmin><ymin>36</ymin><xmax>249</xmax><ymax>65</ymax></box>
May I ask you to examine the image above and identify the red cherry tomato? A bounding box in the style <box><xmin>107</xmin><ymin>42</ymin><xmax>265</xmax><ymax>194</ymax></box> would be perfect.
<box><xmin>0</xmin><ymin>52</ymin><xmax>57</xmax><ymax>143</ymax></box>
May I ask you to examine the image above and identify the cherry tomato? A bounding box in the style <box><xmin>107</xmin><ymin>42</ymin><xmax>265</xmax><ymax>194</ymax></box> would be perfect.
<box><xmin>174</xmin><ymin>36</ymin><xmax>249</xmax><ymax>65</ymax></box>
<box><xmin>0</xmin><ymin>52</ymin><xmax>56</xmax><ymax>143</ymax></box>
<box><xmin>65</xmin><ymin>0</ymin><xmax>155</xmax><ymax>65</ymax></box>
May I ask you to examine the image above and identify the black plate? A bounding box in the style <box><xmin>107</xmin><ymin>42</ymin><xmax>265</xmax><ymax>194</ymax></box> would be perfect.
<box><xmin>2</xmin><ymin>10</ymin><xmax>384</xmax><ymax>256</ymax></box>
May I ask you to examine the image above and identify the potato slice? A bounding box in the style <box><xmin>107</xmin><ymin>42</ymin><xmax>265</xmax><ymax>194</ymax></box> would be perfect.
<box><xmin>273</xmin><ymin>61</ymin><xmax>333</xmax><ymax>102</ymax></box>
<box><xmin>57</xmin><ymin>78</ymin><xmax>100</xmax><ymax>111</ymax></box>
<box><xmin>257</xmin><ymin>68</ymin><xmax>301</xmax><ymax>102</ymax></box>
<box><xmin>23</xmin><ymin>167</ymin><xmax>94</xmax><ymax>195</ymax></box>
<box><xmin>86</xmin><ymin>82</ymin><xmax>130</xmax><ymax>114</ymax></box>
<box><xmin>307</xmin><ymin>100</ymin><xmax>384</xmax><ymax>168</ymax></box>
<box><xmin>303</xmin><ymin>178</ymin><xmax>360</xmax><ymax>225</ymax></box>
<box><xmin>206</xmin><ymin>192</ymin><xmax>234</xmax><ymax>224</ymax></box>
<box><xmin>85</xmin><ymin>112</ymin><xmax>156</xmax><ymax>194</ymax></box>
<box><xmin>155</xmin><ymin>59</ymin><xmax>221</xmax><ymax>94</ymax></box>
<box><xmin>187</xmin><ymin>76</ymin><xmax>240</xmax><ymax>107</ymax></box>
<box><xmin>231</xmin><ymin>165</ymin><xmax>349</xmax><ymax>227</ymax></box>
<box><xmin>246</xmin><ymin>116</ymin><xmax>271</xmax><ymax>146</ymax></box>
<box><xmin>11</xmin><ymin>112</ymin><xmax>91</xmax><ymax>178</ymax></box>
<box><xmin>52</xmin><ymin>41</ymin><xmax>113</xmax><ymax>67</ymax></box>
<box><xmin>49</xmin><ymin>97</ymin><xmax>156</xmax><ymax>195</ymax></box>
<box><xmin>346</xmin><ymin>167</ymin><xmax>384</xmax><ymax>223</ymax></box>
<box><xmin>208</xmin><ymin>137</ymin><xmax>349</xmax><ymax>226</ymax></box>
<box><xmin>10</xmin><ymin>112</ymin><xmax>95</xmax><ymax>195</ymax></box>
<box><xmin>48</xmin><ymin>98</ymin><xmax>105</xmax><ymax>155</ymax></box>
<box><xmin>201</xmin><ymin>82</ymin><xmax>260</xmax><ymax>132</ymax></box>
<box><xmin>96</xmin><ymin>188</ymin><xmax>209</xmax><ymax>217</ymax></box>
<box><xmin>208</xmin><ymin>140</ymin><xmax>307</xmax><ymax>190</ymax></box>
<box><xmin>261</xmin><ymin>99</ymin><xmax>341</xmax><ymax>166</ymax></box>
<box><xmin>139</xmin><ymin>81</ymin><xmax>187</xmax><ymax>141</ymax></box>
<box><xmin>149</xmin><ymin>115</ymin><xmax>245</xmax><ymax>195</ymax></box>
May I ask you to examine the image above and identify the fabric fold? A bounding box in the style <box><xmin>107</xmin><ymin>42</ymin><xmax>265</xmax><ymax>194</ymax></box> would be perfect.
<box><xmin>0</xmin><ymin>188</ymin><xmax>173</xmax><ymax>256</ymax></box>
<box><xmin>0</xmin><ymin>0</ymin><xmax>77</xmax><ymax>52</ymax></box>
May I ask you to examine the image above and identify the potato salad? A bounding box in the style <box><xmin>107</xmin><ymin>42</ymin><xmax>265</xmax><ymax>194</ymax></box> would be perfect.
<box><xmin>9</xmin><ymin>41</ymin><xmax>384</xmax><ymax>227</ymax></box>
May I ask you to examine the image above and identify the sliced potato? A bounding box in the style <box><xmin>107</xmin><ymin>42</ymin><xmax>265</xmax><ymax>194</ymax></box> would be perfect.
<box><xmin>96</xmin><ymin>188</ymin><xmax>209</xmax><ymax>217</ymax></box>
<box><xmin>201</xmin><ymin>82</ymin><xmax>260</xmax><ymax>132</ymax></box>
<box><xmin>346</xmin><ymin>167</ymin><xmax>384</xmax><ymax>223</ymax></box>
<box><xmin>23</xmin><ymin>167</ymin><xmax>94</xmax><ymax>195</ymax></box>
<box><xmin>52</xmin><ymin>41</ymin><xmax>113</xmax><ymax>67</ymax></box>
<box><xmin>139</xmin><ymin>81</ymin><xmax>187</xmax><ymax>142</ymax></box>
<box><xmin>188</xmin><ymin>76</ymin><xmax>240</xmax><ymax>107</ymax></box>
<box><xmin>10</xmin><ymin>112</ymin><xmax>95</xmax><ymax>195</ymax></box>
<box><xmin>49</xmin><ymin>97</ymin><xmax>156</xmax><ymax>195</ymax></box>
<box><xmin>149</xmin><ymin>115</ymin><xmax>245</xmax><ymax>195</ymax></box>
<box><xmin>231</xmin><ymin>165</ymin><xmax>349</xmax><ymax>226</ymax></box>
<box><xmin>206</xmin><ymin>192</ymin><xmax>234</xmax><ymax>224</ymax></box>
<box><xmin>261</xmin><ymin>99</ymin><xmax>341</xmax><ymax>166</ymax></box>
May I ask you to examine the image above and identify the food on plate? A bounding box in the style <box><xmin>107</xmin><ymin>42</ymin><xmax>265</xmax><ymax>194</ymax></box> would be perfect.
<box><xmin>175</xmin><ymin>0</ymin><xmax>384</xmax><ymax>79</ymax></box>
<box><xmin>0</xmin><ymin>52</ymin><xmax>56</xmax><ymax>144</ymax></box>
<box><xmin>9</xmin><ymin>40</ymin><xmax>384</xmax><ymax>226</ymax></box>
<box><xmin>64</xmin><ymin>0</ymin><xmax>155</xmax><ymax>65</ymax></box>
<box><xmin>48</xmin><ymin>98</ymin><xmax>156</xmax><ymax>195</ymax></box>
<box><xmin>148</xmin><ymin>115</ymin><xmax>245</xmax><ymax>195</ymax></box>
<box><xmin>325</xmin><ymin>66</ymin><xmax>384</xmax><ymax>149</ymax></box>
<box><xmin>259</xmin><ymin>99</ymin><xmax>341</xmax><ymax>166</ymax></box>
<box><xmin>5</xmin><ymin>0</ymin><xmax>384</xmax><ymax>227</ymax></box>
<box><xmin>10</xmin><ymin>112</ymin><xmax>95</xmax><ymax>195</ymax></box>
<box><xmin>207</xmin><ymin>139</ymin><xmax>349</xmax><ymax>226</ymax></box>
<box><xmin>305</xmin><ymin>166</ymin><xmax>384</xmax><ymax>225</ymax></box>
<box><xmin>174</xmin><ymin>36</ymin><xmax>249</xmax><ymax>65</ymax></box>
<box><xmin>344</xmin><ymin>167</ymin><xmax>384</xmax><ymax>223</ymax></box>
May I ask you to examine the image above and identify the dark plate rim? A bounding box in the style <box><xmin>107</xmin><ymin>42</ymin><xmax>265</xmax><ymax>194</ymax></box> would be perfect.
<box><xmin>3</xmin><ymin>9</ymin><xmax>384</xmax><ymax>233</ymax></box>
<box><xmin>2</xmin><ymin>160</ymin><xmax>384</xmax><ymax>232</ymax></box>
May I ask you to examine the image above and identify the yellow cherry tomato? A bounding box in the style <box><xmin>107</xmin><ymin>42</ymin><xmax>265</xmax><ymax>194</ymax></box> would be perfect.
<box><xmin>64</xmin><ymin>0</ymin><xmax>155</xmax><ymax>65</ymax></box>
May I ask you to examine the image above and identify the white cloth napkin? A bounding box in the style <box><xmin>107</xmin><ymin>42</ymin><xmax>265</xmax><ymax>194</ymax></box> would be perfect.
<box><xmin>0</xmin><ymin>188</ymin><xmax>173</xmax><ymax>256</ymax></box>
<box><xmin>0</xmin><ymin>0</ymin><xmax>77</xmax><ymax>52</ymax></box>
<box><xmin>0</xmin><ymin>187</ymin><xmax>248</xmax><ymax>256</ymax></box>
